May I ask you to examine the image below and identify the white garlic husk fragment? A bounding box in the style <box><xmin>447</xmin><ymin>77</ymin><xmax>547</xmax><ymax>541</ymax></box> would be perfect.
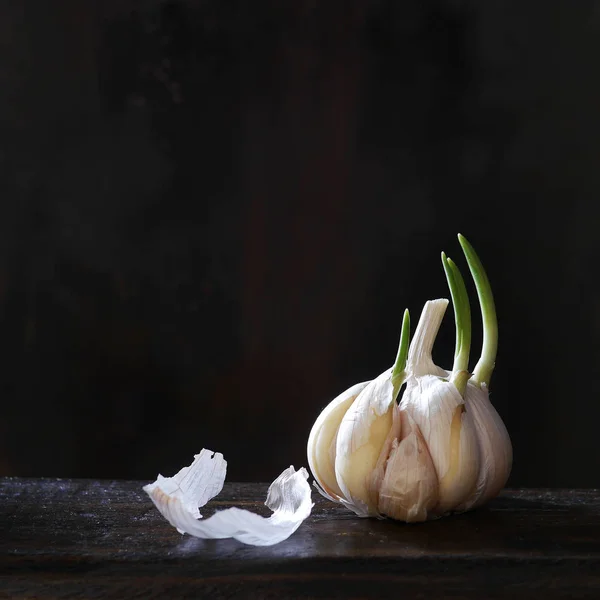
<box><xmin>378</xmin><ymin>409</ymin><xmax>438</xmax><ymax>522</ymax></box>
<box><xmin>144</xmin><ymin>449</ymin><xmax>313</xmax><ymax>546</ymax></box>
<box><xmin>307</xmin><ymin>234</ymin><xmax>512</xmax><ymax>522</ymax></box>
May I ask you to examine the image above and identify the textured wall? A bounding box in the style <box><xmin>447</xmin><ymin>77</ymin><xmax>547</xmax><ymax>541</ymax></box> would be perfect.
<box><xmin>1</xmin><ymin>0</ymin><xmax>599</xmax><ymax>486</ymax></box>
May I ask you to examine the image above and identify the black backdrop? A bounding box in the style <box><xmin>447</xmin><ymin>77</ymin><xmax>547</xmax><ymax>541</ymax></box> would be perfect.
<box><xmin>1</xmin><ymin>0</ymin><xmax>599</xmax><ymax>487</ymax></box>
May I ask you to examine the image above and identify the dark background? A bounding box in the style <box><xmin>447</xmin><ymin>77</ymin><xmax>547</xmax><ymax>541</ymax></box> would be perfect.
<box><xmin>1</xmin><ymin>0</ymin><xmax>598</xmax><ymax>486</ymax></box>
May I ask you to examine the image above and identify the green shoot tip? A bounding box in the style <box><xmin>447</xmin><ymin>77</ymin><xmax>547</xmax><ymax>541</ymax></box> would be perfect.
<box><xmin>392</xmin><ymin>308</ymin><xmax>411</xmax><ymax>395</ymax></box>
<box><xmin>457</xmin><ymin>234</ymin><xmax>497</xmax><ymax>388</ymax></box>
<box><xmin>442</xmin><ymin>251</ymin><xmax>472</xmax><ymax>377</ymax></box>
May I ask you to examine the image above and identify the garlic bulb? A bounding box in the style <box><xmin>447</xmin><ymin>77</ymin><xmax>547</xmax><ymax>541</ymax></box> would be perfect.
<box><xmin>307</xmin><ymin>234</ymin><xmax>512</xmax><ymax>522</ymax></box>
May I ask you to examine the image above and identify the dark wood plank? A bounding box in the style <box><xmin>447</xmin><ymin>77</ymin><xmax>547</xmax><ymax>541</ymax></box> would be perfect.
<box><xmin>1</xmin><ymin>478</ymin><xmax>599</xmax><ymax>599</ymax></box>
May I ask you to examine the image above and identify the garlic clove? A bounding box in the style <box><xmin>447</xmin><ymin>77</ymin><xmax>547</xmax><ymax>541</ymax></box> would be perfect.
<box><xmin>144</xmin><ymin>449</ymin><xmax>313</xmax><ymax>547</ymax></box>
<box><xmin>459</xmin><ymin>381</ymin><xmax>512</xmax><ymax>510</ymax></box>
<box><xmin>401</xmin><ymin>374</ymin><xmax>480</xmax><ymax>514</ymax></box>
<box><xmin>378</xmin><ymin>409</ymin><xmax>439</xmax><ymax>522</ymax></box>
<box><xmin>366</xmin><ymin>392</ymin><xmax>406</xmax><ymax>512</ymax></box>
<box><xmin>306</xmin><ymin>380</ymin><xmax>370</xmax><ymax>502</ymax></box>
<box><xmin>307</xmin><ymin>311</ymin><xmax>410</xmax><ymax>516</ymax></box>
<box><xmin>401</xmin><ymin>296</ymin><xmax>480</xmax><ymax>514</ymax></box>
<box><xmin>334</xmin><ymin>369</ymin><xmax>399</xmax><ymax>516</ymax></box>
<box><xmin>333</xmin><ymin>310</ymin><xmax>411</xmax><ymax>517</ymax></box>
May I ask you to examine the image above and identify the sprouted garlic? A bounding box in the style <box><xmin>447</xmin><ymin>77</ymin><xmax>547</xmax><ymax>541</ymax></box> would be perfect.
<box><xmin>307</xmin><ymin>234</ymin><xmax>512</xmax><ymax>522</ymax></box>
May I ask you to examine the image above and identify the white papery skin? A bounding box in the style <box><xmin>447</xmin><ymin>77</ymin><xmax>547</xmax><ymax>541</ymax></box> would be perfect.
<box><xmin>144</xmin><ymin>449</ymin><xmax>313</xmax><ymax>546</ymax></box>
<box><xmin>378</xmin><ymin>409</ymin><xmax>439</xmax><ymax>522</ymax></box>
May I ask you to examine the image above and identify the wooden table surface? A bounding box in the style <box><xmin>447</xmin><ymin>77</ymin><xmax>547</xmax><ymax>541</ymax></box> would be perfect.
<box><xmin>1</xmin><ymin>479</ymin><xmax>599</xmax><ymax>599</ymax></box>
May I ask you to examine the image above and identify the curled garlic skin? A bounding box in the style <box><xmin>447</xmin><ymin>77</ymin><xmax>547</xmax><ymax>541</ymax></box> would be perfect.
<box><xmin>144</xmin><ymin>449</ymin><xmax>313</xmax><ymax>546</ymax></box>
<box><xmin>307</xmin><ymin>235</ymin><xmax>512</xmax><ymax>522</ymax></box>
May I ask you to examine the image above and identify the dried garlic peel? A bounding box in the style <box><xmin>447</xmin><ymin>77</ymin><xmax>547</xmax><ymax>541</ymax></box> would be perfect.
<box><xmin>144</xmin><ymin>449</ymin><xmax>313</xmax><ymax>546</ymax></box>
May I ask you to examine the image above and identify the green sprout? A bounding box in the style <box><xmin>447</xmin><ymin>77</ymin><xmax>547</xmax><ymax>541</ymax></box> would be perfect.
<box><xmin>457</xmin><ymin>234</ymin><xmax>498</xmax><ymax>388</ymax></box>
<box><xmin>441</xmin><ymin>251</ymin><xmax>472</xmax><ymax>396</ymax></box>
<box><xmin>391</xmin><ymin>308</ymin><xmax>410</xmax><ymax>396</ymax></box>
